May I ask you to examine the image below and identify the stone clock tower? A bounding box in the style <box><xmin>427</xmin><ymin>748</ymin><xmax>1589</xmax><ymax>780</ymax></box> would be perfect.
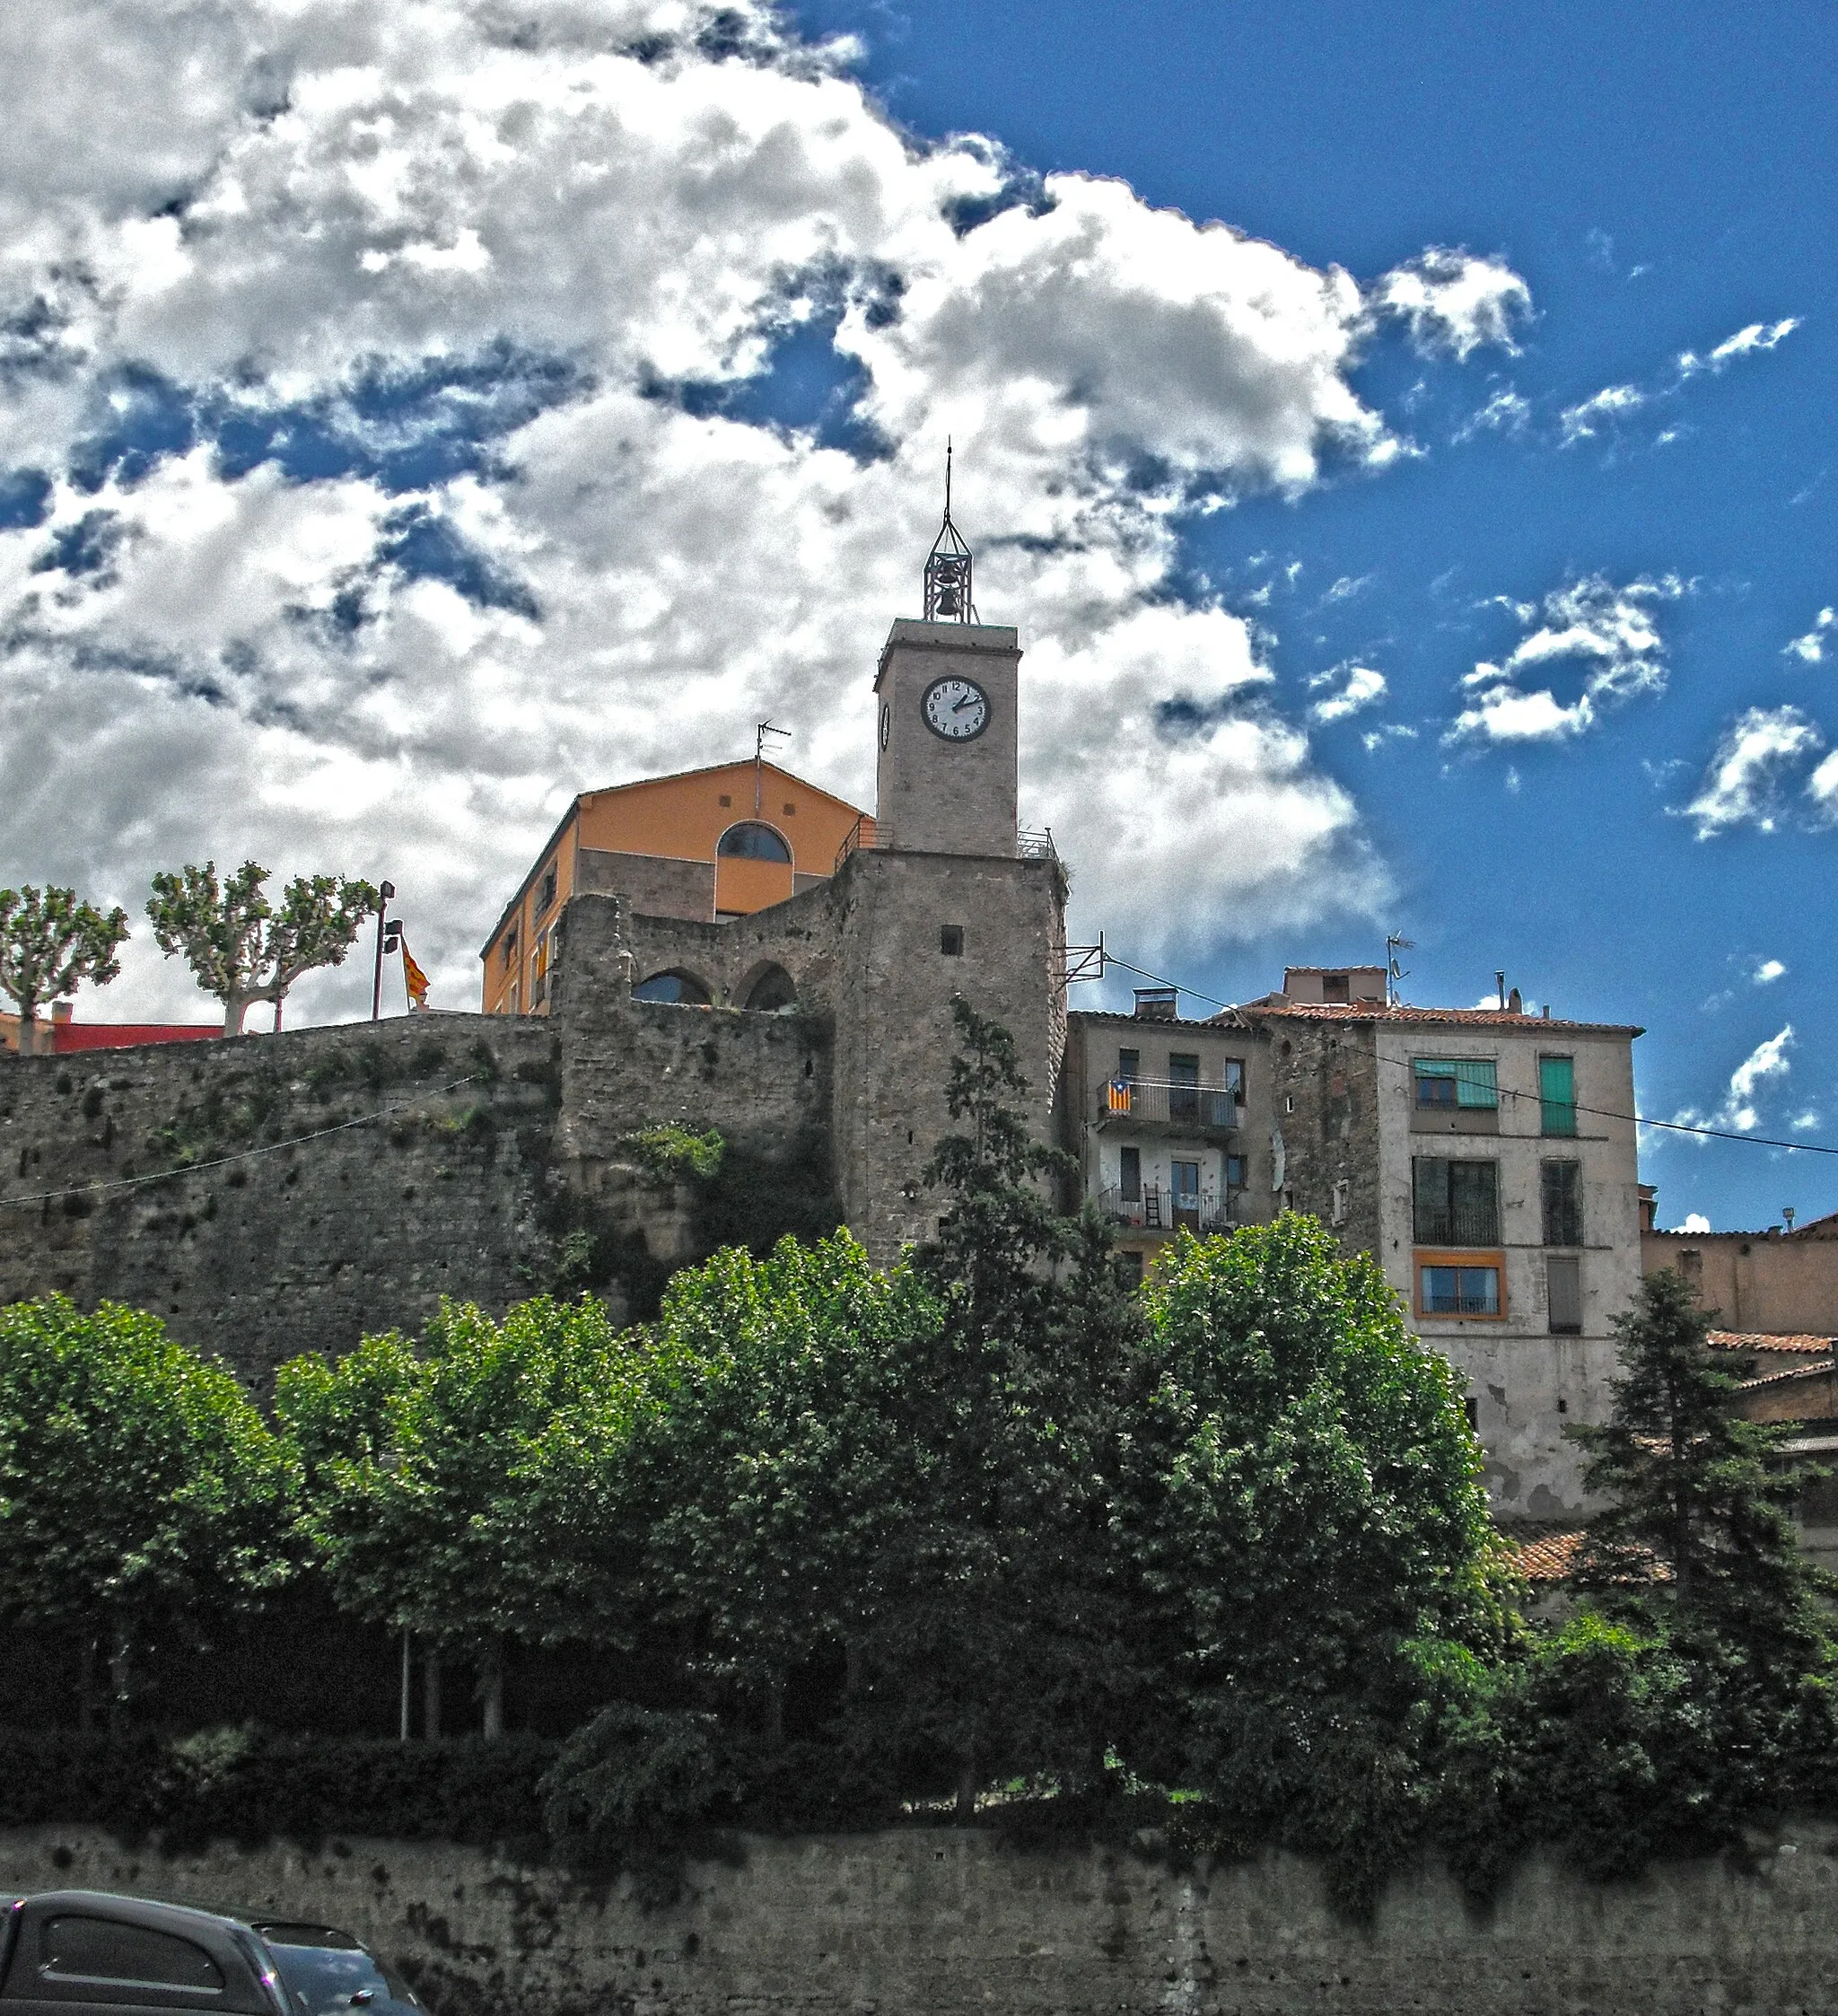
<box><xmin>872</xmin><ymin>464</ymin><xmax>1020</xmax><ymax>856</ymax></box>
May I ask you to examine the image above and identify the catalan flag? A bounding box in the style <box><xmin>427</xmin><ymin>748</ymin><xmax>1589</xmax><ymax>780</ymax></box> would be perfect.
<box><xmin>400</xmin><ymin>937</ymin><xmax>431</xmax><ymax>1012</ymax></box>
<box><xmin>1105</xmin><ymin>1078</ymin><xmax>1133</xmax><ymax>1113</ymax></box>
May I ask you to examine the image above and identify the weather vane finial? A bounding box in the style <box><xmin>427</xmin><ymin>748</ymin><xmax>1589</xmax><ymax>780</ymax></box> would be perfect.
<box><xmin>923</xmin><ymin>437</ymin><xmax>976</xmax><ymax>622</ymax></box>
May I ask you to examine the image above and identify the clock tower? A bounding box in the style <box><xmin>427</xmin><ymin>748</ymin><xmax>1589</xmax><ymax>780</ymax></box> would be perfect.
<box><xmin>872</xmin><ymin>463</ymin><xmax>1020</xmax><ymax>857</ymax></box>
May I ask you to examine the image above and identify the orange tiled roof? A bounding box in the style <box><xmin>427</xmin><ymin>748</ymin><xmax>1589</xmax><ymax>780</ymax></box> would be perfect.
<box><xmin>1737</xmin><ymin>1362</ymin><xmax>1836</xmax><ymax>1393</ymax></box>
<box><xmin>1709</xmin><ymin>1329</ymin><xmax>1836</xmax><ymax>1355</ymax></box>
<box><xmin>1240</xmin><ymin>1002</ymin><xmax>1643</xmax><ymax>1036</ymax></box>
<box><xmin>1510</xmin><ymin>1528</ymin><xmax>1586</xmax><ymax>1582</ymax></box>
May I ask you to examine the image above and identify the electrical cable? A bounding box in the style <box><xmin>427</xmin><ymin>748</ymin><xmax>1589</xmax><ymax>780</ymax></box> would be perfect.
<box><xmin>1090</xmin><ymin>951</ymin><xmax>1838</xmax><ymax>1158</ymax></box>
<box><xmin>0</xmin><ymin>1073</ymin><xmax>487</xmax><ymax>1212</ymax></box>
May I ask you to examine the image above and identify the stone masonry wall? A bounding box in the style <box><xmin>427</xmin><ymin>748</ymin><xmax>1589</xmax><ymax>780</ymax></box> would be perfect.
<box><xmin>1265</xmin><ymin>1018</ymin><xmax>1383</xmax><ymax>1260</ymax></box>
<box><xmin>4</xmin><ymin>1822</ymin><xmax>1838</xmax><ymax>2016</ymax></box>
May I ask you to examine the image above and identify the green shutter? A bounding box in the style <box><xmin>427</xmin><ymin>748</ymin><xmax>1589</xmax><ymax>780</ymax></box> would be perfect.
<box><xmin>1540</xmin><ymin>1056</ymin><xmax>1577</xmax><ymax>1136</ymax></box>
<box><xmin>1453</xmin><ymin>1059</ymin><xmax>1498</xmax><ymax>1109</ymax></box>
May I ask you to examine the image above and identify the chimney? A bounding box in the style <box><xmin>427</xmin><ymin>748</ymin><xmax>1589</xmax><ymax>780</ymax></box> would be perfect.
<box><xmin>1495</xmin><ymin>970</ymin><xmax>1506</xmax><ymax>1011</ymax></box>
<box><xmin>1507</xmin><ymin>986</ymin><xmax>1522</xmax><ymax>1015</ymax></box>
<box><xmin>51</xmin><ymin>1001</ymin><xmax>74</xmax><ymax>1024</ymax></box>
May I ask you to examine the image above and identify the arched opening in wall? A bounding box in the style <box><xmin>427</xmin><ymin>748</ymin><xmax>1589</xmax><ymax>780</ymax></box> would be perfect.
<box><xmin>714</xmin><ymin>821</ymin><xmax>794</xmax><ymax>917</ymax></box>
<box><xmin>740</xmin><ymin>964</ymin><xmax>798</xmax><ymax>1013</ymax></box>
<box><xmin>633</xmin><ymin>969</ymin><xmax>713</xmax><ymax>1006</ymax></box>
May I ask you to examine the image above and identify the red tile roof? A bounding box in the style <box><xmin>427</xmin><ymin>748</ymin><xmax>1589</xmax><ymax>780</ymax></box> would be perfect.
<box><xmin>1239</xmin><ymin>1001</ymin><xmax>1643</xmax><ymax>1035</ymax></box>
<box><xmin>1510</xmin><ymin>1528</ymin><xmax>1586</xmax><ymax>1582</ymax></box>
<box><xmin>1708</xmin><ymin>1329</ymin><xmax>1835</xmax><ymax>1355</ymax></box>
<box><xmin>1737</xmin><ymin>1362</ymin><xmax>1836</xmax><ymax>1393</ymax></box>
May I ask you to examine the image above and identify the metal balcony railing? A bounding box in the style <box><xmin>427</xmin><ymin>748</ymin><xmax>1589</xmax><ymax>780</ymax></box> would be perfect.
<box><xmin>834</xmin><ymin>817</ymin><xmax>1060</xmax><ymax>872</ymax></box>
<box><xmin>1095</xmin><ymin>1079</ymin><xmax>1239</xmax><ymax>1128</ymax></box>
<box><xmin>1096</xmin><ymin>1184</ymin><xmax>1233</xmax><ymax>1234</ymax></box>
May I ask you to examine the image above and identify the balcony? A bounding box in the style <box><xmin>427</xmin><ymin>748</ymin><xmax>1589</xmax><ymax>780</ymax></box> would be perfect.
<box><xmin>1096</xmin><ymin>1184</ymin><xmax>1233</xmax><ymax>1236</ymax></box>
<box><xmin>1093</xmin><ymin>1078</ymin><xmax>1239</xmax><ymax>1135</ymax></box>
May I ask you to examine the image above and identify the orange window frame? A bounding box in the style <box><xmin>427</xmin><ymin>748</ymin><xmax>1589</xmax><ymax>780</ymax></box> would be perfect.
<box><xmin>1414</xmin><ymin>1249</ymin><xmax>1509</xmax><ymax>1322</ymax></box>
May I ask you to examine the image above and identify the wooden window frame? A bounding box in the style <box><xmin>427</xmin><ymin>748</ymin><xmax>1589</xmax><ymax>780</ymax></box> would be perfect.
<box><xmin>1414</xmin><ymin>1249</ymin><xmax>1509</xmax><ymax>1322</ymax></box>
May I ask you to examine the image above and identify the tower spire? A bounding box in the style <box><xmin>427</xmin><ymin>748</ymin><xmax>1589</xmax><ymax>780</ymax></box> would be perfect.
<box><xmin>923</xmin><ymin>439</ymin><xmax>976</xmax><ymax>622</ymax></box>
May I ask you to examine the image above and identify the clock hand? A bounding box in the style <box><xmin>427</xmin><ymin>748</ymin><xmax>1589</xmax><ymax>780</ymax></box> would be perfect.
<box><xmin>951</xmin><ymin>693</ymin><xmax>978</xmax><ymax>712</ymax></box>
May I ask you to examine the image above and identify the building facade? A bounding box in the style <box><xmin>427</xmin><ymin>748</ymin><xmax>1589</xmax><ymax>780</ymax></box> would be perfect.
<box><xmin>1063</xmin><ymin>966</ymin><xmax>1645</xmax><ymax>1519</ymax></box>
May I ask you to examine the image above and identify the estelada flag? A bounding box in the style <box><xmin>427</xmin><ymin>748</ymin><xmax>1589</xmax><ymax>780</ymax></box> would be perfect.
<box><xmin>400</xmin><ymin>939</ymin><xmax>431</xmax><ymax>1012</ymax></box>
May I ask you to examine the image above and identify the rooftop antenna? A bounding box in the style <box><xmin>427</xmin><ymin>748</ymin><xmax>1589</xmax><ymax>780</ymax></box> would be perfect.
<box><xmin>923</xmin><ymin>439</ymin><xmax>976</xmax><ymax>623</ymax></box>
<box><xmin>754</xmin><ymin>720</ymin><xmax>790</xmax><ymax>811</ymax></box>
<box><xmin>1784</xmin><ymin>1206</ymin><xmax>1797</xmax><ymax>1232</ymax></box>
<box><xmin>1386</xmin><ymin>932</ymin><xmax>1414</xmax><ymax>1008</ymax></box>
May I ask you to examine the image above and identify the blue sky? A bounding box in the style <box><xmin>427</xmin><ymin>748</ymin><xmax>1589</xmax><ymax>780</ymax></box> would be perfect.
<box><xmin>0</xmin><ymin>1</ymin><xmax>1832</xmax><ymax>1232</ymax></box>
<box><xmin>785</xmin><ymin>0</ymin><xmax>1838</xmax><ymax>1232</ymax></box>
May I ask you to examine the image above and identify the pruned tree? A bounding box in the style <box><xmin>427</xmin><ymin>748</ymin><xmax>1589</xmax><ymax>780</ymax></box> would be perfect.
<box><xmin>146</xmin><ymin>860</ymin><xmax>378</xmax><ymax>1034</ymax></box>
<box><xmin>0</xmin><ymin>883</ymin><xmax>129</xmax><ymax>1055</ymax></box>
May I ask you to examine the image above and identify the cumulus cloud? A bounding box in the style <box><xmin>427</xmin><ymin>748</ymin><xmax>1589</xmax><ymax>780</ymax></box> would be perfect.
<box><xmin>1678</xmin><ymin>1212</ymin><xmax>1711</xmax><ymax>1233</ymax></box>
<box><xmin>1785</xmin><ymin>606</ymin><xmax>1836</xmax><ymax>663</ymax></box>
<box><xmin>1448</xmin><ymin>573</ymin><xmax>1685</xmax><ymax>746</ymax></box>
<box><xmin>0</xmin><ymin>0</ymin><xmax>1518</xmax><ymax>1015</ymax></box>
<box><xmin>1308</xmin><ymin>663</ymin><xmax>1387</xmax><ymax>724</ymax></box>
<box><xmin>1682</xmin><ymin>706</ymin><xmax>1825</xmax><ymax>837</ymax></box>
<box><xmin>1753</xmin><ymin>958</ymin><xmax>1787</xmax><ymax>985</ymax></box>
<box><xmin>1370</xmin><ymin>249</ymin><xmax>1530</xmax><ymax>360</ymax></box>
<box><xmin>1671</xmin><ymin>1026</ymin><xmax>1795</xmax><ymax>1141</ymax></box>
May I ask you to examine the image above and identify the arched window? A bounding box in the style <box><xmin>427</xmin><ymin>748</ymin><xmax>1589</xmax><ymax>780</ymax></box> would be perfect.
<box><xmin>741</xmin><ymin>965</ymin><xmax>797</xmax><ymax>1013</ymax></box>
<box><xmin>716</xmin><ymin>821</ymin><xmax>792</xmax><ymax>863</ymax></box>
<box><xmin>633</xmin><ymin>970</ymin><xmax>713</xmax><ymax>1006</ymax></box>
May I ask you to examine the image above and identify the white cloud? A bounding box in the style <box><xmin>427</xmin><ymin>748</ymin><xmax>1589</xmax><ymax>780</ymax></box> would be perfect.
<box><xmin>0</xmin><ymin>0</ymin><xmax>1524</xmax><ymax>1016</ymax></box>
<box><xmin>1308</xmin><ymin>663</ymin><xmax>1387</xmax><ymax>724</ymax></box>
<box><xmin>1678</xmin><ymin>1212</ymin><xmax>1711</xmax><ymax>1233</ymax></box>
<box><xmin>1752</xmin><ymin>958</ymin><xmax>1787</xmax><ymax>986</ymax></box>
<box><xmin>1448</xmin><ymin>574</ymin><xmax>1685</xmax><ymax>746</ymax></box>
<box><xmin>1807</xmin><ymin>750</ymin><xmax>1838</xmax><ymax>817</ymax></box>
<box><xmin>1683</xmin><ymin>706</ymin><xmax>1825</xmax><ymax>837</ymax></box>
<box><xmin>1452</xmin><ymin>385</ymin><xmax>1530</xmax><ymax>443</ymax></box>
<box><xmin>1672</xmin><ymin>1025</ymin><xmax>1795</xmax><ymax>1139</ymax></box>
<box><xmin>1677</xmin><ymin>318</ymin><xmax>1800</xmax><ymax>379</ymax></box>
<box><xmin>1370</xmin><ymin>249</ymin><xmax>1530</xmax><ymax>360</ymax></box>
<box><xmin>1559</xmin><ymin>382</ymin><xmax>1646</xmax><ymax>446</ymax></box>
<box><xmin>1785</xmin><ymin>607</ymin><xmax>1836</xmax><ymax>663</ymax></box>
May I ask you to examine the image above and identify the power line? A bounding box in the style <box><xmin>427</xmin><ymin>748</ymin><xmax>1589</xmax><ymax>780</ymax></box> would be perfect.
<box><xmin>1090</xmin><ymin>950</ymin><xmax>1838</xmax><ymax>1159</ymax></box>
<box><xmin>0</xmin><ymin>1073</ymin><xmax>486</xmax><ymax>1213</ymax></box>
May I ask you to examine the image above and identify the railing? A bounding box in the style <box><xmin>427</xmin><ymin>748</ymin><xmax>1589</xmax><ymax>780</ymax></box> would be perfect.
<box><xmin>834</xmin><ymin>818</ymin><xmax>1058</xmax><ymax>872</ymax></box>
<box><xmin>1096</xmin><ymin>1185</ymin><xmax>1233</xmax><ymax>1234</ymax></box>
<box><xmin>1018</xmin><ymin>828</ymin><xmax>1058</xmax><ymax>861</ymax></box>
<box><xmin>835</xmin><ymin>814</ymin><xmax>877</xmax><ymax>872</ymax></box>
<box><xmin>1095</xmin><ymin>1079</ymin><xmax>1239</xmax><ymax>1128</ymax></box>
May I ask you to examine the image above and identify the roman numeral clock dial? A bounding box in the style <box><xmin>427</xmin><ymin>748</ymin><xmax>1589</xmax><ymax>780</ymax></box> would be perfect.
<box><xmin>922</xmin><ymin>675</ymin><xmax>990</xmax><ymax>741</ymax></box>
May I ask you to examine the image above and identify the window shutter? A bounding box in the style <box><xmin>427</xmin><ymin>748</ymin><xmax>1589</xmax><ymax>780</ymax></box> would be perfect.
<box><xmin>1547</xmin><ymin>1255</ymin><xmax>1582</xmax><ymax>1333</ymax></box>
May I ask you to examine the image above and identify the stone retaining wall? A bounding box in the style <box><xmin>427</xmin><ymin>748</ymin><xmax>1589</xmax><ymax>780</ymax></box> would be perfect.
<box><xmin>1</xmin><ymin>1824</ymin><xmax>1834</xmax><ymax>2016</ymax></box>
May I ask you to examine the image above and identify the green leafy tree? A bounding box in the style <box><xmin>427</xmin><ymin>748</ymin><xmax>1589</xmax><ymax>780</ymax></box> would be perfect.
<box><xmin>0</xmin><ymin>883</ymin><xmax>129</xmax><ymax>1055</ymax></box>
<box><xmin>278</xmin><ymin>1297</ymin><xmax>646</xmax><ymax>1736</ymax></box>
<box><xmin>1130</xmin><ymin>1216</ymin><xmax>1513</xmax><ymax>1889</ymax></box>
<box><xmin>145</xmin><ymin>860</ymin><xmax>377</xmax><ymax>1034</ymax></box>
<box><xmin>1569</xmin><ymin>1267</ymin><xmax>1833</xmax><ymax>1641</ymax></box>
<box><xmin>0</xmin><ymin>1297</ymin><xmax>293</xmax><ymax>1726</ymax></box>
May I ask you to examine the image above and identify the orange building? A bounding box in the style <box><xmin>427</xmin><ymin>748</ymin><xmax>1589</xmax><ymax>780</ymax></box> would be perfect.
<box><xmin>480</xmin><ymin>759</ymin><xmax>871</xmax><ymax>1015</ymax></box>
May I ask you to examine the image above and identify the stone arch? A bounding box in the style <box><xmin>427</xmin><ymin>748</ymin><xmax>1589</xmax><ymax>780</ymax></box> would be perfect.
<box><xmin>633</xmin><ymin>969</ymin><xmax>713</xmax><ymax>1006</ymax></box>
<box><xmin>738</xmin><ymin>961</ymin><xmax>798</xmax><ymax>1013</ymax></box>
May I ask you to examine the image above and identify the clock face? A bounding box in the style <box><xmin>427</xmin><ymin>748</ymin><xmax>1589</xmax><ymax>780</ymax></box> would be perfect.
<box><xmin>922</xmin><ymin>675</ymin><xmax>990</xmax><ymax>741</ymax></box>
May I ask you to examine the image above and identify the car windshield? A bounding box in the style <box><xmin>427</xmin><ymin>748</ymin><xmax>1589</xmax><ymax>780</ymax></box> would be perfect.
<box><xmin>255</xmin><ymin>1930</ymin><xmax>421</xmax><ymax>2013</ymax></box>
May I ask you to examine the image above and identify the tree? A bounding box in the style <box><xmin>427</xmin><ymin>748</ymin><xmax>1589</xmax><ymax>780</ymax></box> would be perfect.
<box><xmin>0</xmin><ymin>883</ymin><xmax>129</xmax><ymax>1055</ymax></box>
<box><xmin>278</xmin><ymin>1297</ymin><xmax>645</xmax><ymax>1736</ymax></box>
<box><xmin>145</xmin><ymin>860</ymin><xmax>377</xmax><ymax>1034</ymax></box>
<box><xmin>1569</xmin><ymin>1267</ymin><xmax>1834</xmax><ymax>1648</ymax></box>
<box><xmin>1127</xmin><ymin>1216</ymin><xmax>1513</xmax><ymax>1878</ymax></box>
<box><xmin>0</xmin><ymin>1297</ymin><xmax>293</xmax><ymax>1727</ymax></box>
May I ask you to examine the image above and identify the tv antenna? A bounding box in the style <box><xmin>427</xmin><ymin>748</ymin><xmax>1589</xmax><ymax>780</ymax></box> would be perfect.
<box><xmin>1386</xmin><ymin>932</ymin><xmax>1414</xmax><ymax>1007</ymax></box>
<box><xmin>754</xmin><ymin>719</ymin><xmax>790</xmax><ymax>811</ymax></box>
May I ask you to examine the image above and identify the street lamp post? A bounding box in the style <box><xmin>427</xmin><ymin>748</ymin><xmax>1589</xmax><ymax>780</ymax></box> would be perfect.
<box><xmin>371</xmin><ymin>881</ymin><xmax>398</xmax><ymax>1021</ymax></box>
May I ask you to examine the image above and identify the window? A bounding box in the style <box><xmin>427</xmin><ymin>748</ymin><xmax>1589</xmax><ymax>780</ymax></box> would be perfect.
<box><xmin>1547</xmin><ymin>1255</ymin><xmax>1582</xmax><ymax>1334</ymax></box>
<box><xmin>1225</xmin><ymin>1153</ymin><xmax>1247</xmax><ymax>1189</ymax></box>
<box><xmin>1541</xmin><ymin>1161</ymin><xmax>1583</xmax><ymax>1247</ymax></box>
<box><xmin>1540</xmin><ymin>1054</ymin><xmax>1578</xmax><ymax>1136</ymax></box>
<box><xmin>783</xmin><ymin>802</ymin><xmax>796</xmax><ymax>815</ymax></box>
<box><xmin>1322</xmin><ymin>972</ymin><xmax>1350</xmax><ymax>1004</ymax></box>
<box><xmin>1413</xmin><ymin>1158</ymin><xmax>1501</xmax><ymax>1245</ymax></box>
<box><xmin>1119</xmin><ymin>1146</ymin><xmax>1142</xmax><ymax>1204</ymax></box>
<box><xmin>716</xmin><ymin>821</ymin><xmax>792</xmax><ymax>863</ymax></box>
<box><xmin>718</xmin><ymin>793</ymin><xmax>732</xmax><ymax>807</ymax></box>
<box><xmin>633</xmin><ymin>970</ymin><xmax>712</xmax><ymax>1005</ymax></box>
<box><xmin>1168</xmin><ymin>1052</ymin><xmax>1200</xmax><ymax>1123</ymax></box>
<box><xmin>1222</xmin><ymin>1058</ymin><xmax>1245</xmax><ymax>1104</ymax></box>
<box><xmin>1464</xmin><ymin>1398</ymin><xmax>1479</xmax><ymax>1429</ymax></box>
<box><xmin>1171</xmin><ymin>1159</ymin><xmax>1201</xmax><ymax>1230</ymax></box>
<box><xmin>1117</xmin><ymin>1047</ymin><xmax>1140</xmax><ymax>1085</ymax></box>
<box><xmin>1414</xmin><ymin>1057</ymin><xmax>1498</xmax><ymax>1109</ymax></box>
<box><xmin>939</xmin><ymin>925</ymin><xmax>964</xmax><ymax>956</ymax></box>
<box><xmin>538</xmin><ymin>863</ymin><xmax>557</xmax><ymax>913</ymax></box>
<box><xmin>742</xmin><ymin>965</ymin><xmax>796</xmax><ymax>1012</ymax></box>
<box><xmin>40</xmin><ymin>1915</ymin><xmax>224</xmax><ymax>1991</ymax></box>
<box><xmin>501</xmin><ymin>928</ymin><xmax>518</xmax><ymax>969</ymax></box>
<box><xmin>1421</xmin><ymin>1264</ymin><xmax>1501</xmax><ymax>1317</ymax></box>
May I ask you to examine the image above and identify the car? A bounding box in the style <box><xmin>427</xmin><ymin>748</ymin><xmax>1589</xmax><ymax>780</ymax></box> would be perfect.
<box><xmin>0</xmin><ymin>1890</ymin><xmax>426</xmax><ymax>2015</ymax></box>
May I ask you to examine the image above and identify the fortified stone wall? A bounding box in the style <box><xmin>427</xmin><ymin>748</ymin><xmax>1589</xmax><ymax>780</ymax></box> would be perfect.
<box><xmin>4</xmin><ymin>1823</ymin><xmax>1837</xmax><ymax>2016</ymax></box>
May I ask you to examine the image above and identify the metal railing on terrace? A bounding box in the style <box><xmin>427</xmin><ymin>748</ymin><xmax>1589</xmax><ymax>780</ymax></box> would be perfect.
<box><xmin>834</xmin><ymin>817</ymin><xmax>1060</xmax><ymax>872</ymax></box>
<box><xmin>1094</xmin><ymin>1078</ymin><xmax>1240</xmax><ymax>1129</ymax></box>
<box><xmin>1095</xmin><ymin>1184</ymin><xmax>1233</xmax><ymax>1234</ymax></box>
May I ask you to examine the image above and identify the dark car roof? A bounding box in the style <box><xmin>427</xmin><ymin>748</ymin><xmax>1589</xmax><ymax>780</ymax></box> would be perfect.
<box><xmin>17</xmin><ymin>1890</ymin><xmax>251</xmax><ymax>1935</ymax></box>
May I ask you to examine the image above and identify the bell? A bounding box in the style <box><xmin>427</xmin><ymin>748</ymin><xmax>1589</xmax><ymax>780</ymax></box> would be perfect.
<box><xmin>935</xmin><ymin>582</ymin><xmax>960</xmax><ymax>615</ymax></box>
